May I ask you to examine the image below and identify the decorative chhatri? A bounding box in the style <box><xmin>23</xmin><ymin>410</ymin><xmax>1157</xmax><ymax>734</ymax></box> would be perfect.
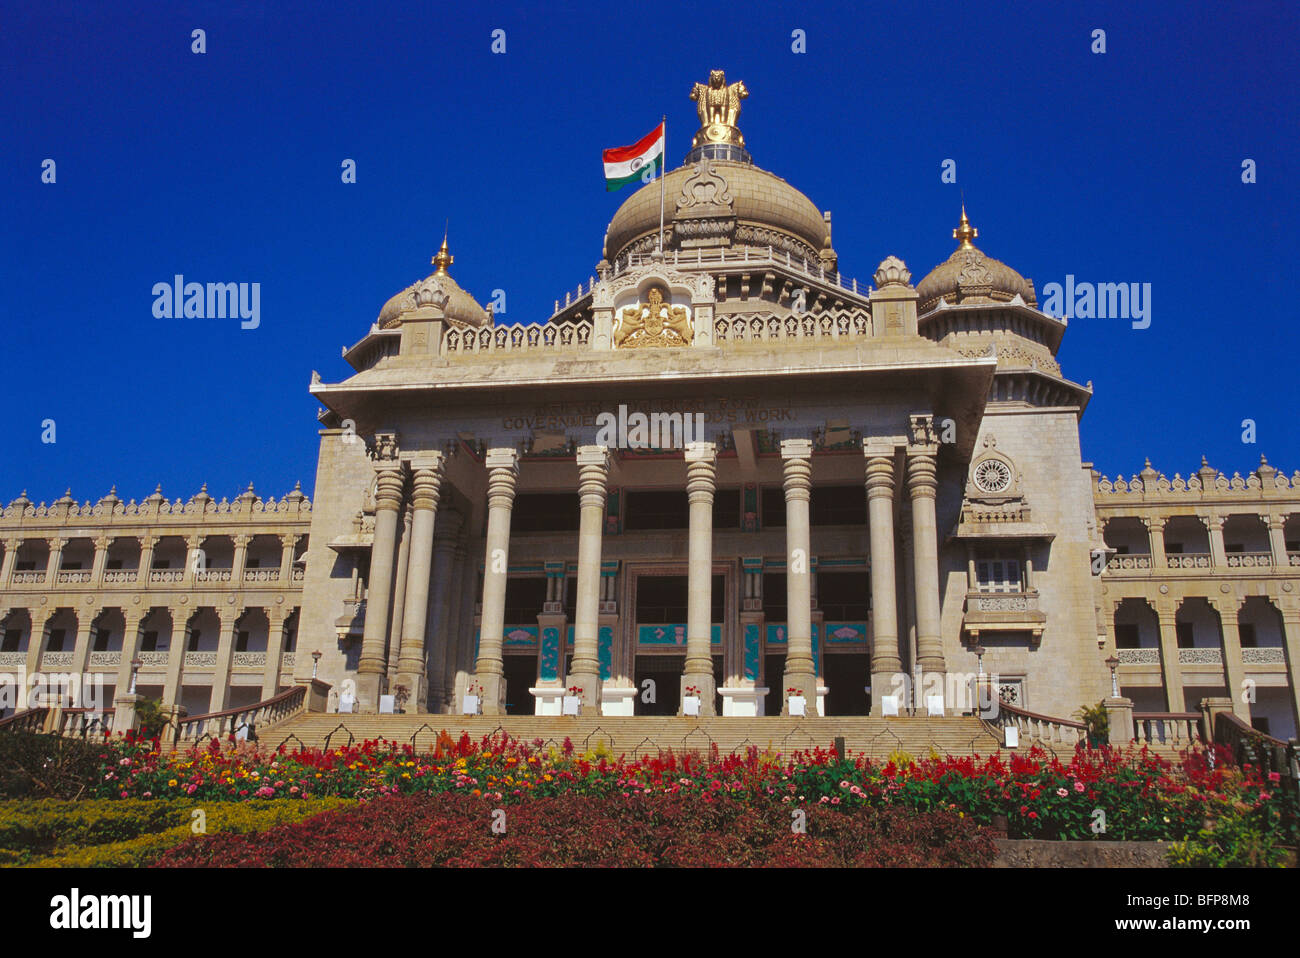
<box><xmin>690</xmin><ymin>70</ymin><xmax>749</xmax><ymax>148</ymax></box>
<box><xmin>614</xmin><ymin>287</ymin><xmax>694</xmax><ymax>348</ymax></box>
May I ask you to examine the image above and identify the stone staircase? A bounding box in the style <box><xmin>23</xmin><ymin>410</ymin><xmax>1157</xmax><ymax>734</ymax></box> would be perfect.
<box><xmin>258</xmin><ymin>713</ymin><xmax>1017</xmax><ymax>760</ymax></box>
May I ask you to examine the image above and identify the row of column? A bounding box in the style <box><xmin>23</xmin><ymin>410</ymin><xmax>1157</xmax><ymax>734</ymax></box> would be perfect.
<box><xmin>1141</xmin><ymin>514</ymin><xmax>1292</xmax><ymax>568</ymax></box>
<box><xmin>0</xmin><ymin>532</ymin><xmax>303</xmax><ymax>587</ymax></box>
<box><xmin>447</xmin><ymin>417</ymin><xmax>946</xmax><ymax>717</ymax></box>
<box><xmin>11</xmin><ymin>604</ymin><xmax>294</xmax><ymax>713</ymax></box>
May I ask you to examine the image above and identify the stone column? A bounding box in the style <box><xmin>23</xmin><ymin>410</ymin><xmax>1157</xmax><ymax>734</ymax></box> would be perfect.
<box><xmin>446</xmin><ymin>537</ymin><xmax>470</xmax><ymax>708</ymax></box>
<box><xmin>183</xmin><ymin>534</ymin><xmax>204</xmax><ymax>585</ymax></box>
<box><xmin>279</xmin><ymin>534</ymin><xmax>301</xmax><ymax>584</ymax></box>
<box><xmin>1211</xmin><ymin>597</ymin><xmax>1250</xmax><ymax>720</ymax></box>
<box><xmin>1276</xmin><ymin>602</ymin><xmax>1300</xmax><ymax>733</ymax></box>
<box><xmin>113</xmin><ymin>608</ymin><xmax>144</xmax><ymax>697</ymax></box>
<box><xmin>1143</xmin><ymin>516</ymin><xmax>1168</xmax><ymax>569</ymax></box>
<box><xmin>1266</xmin><ymin>515</ymin><xmax>1289</xmax><ymax>569</ymax></box>
<box><xmin>570</xmin><ymin>446</ymin><xmax>609</xmax><ymax>712</ymax></box>
<box><xmin>426</xmin><ymin>509</ymin><xmax>465</xmax><ymax>712</ymax></box>
<box><xmin>261</xmin><ymin>610</ymin><xmax>286</xmax><ymax>700</ymax></box>
<box><xmin>780</xmin><ymin>439</ymin><xmax>817</xmax><ymax>714</ymax></box>
<box><xmin>163</xmin><ymin>609</ymin><xmax>186</xmax><ymax>706</ymax></box>
<box><xmin>683</xmin><ymin>442</ymin><xmax>717</xmax><ymax>715</ymax></box>
<box><xmin>91</xmin><ymin>535</ymin><xmax>114</xmax><ymax>585</ymax></box>
<box><xmin>1104</xmin><ymin>696</ymin><xmax>1135</xmax><ymax>744</ymax></box>
<box><xmin>1204</xmin><ymin>515</ymin><xmax>1227</xmax><ymax>568</ymax></box>
<box><xmin>386</xmin><ymin>509</ymin><xmax>413</xmax><ymax>691</ymax></box>
<box><xmin>231</xmin><ymin>534</ymin><xmax>251</xmax><ymax>585</ymax></box>
<box><xmin>208</xmin><ymin>606</ymin><xmax>240</xmax><ymax>713</ymax></box>
<box><xmin>70</xmin><ymin>610</ymin><xmax>96</xmax><ymax>679</ymax></box>
<box><xmin>1155</xmin><ymin>606</ymin><xmax>1185</xmax><ymax>712</ymax></box>
<box><xmin>138</xmin><ymin>536</ymin><xmax>158</xmax><ymax>584</ymax></box>
<box><xmin>0</xmin><ymin>538</ymin><xmax>19</xmax><ymax>586</ymax></box>
<box><xmin>865</xmin><ymin>442</ymin><xmax>902</xmax><ymax>714</ymax></box>
<box><xmin>357</xmin><ymin>457</ymin><xmax>406</xmax><ymax>712</ymax></box>
<box><xmin>906</xmin><ymin>422</ymin><xmax>945</xmax><ymax>683</ymax></box>
<box><xmin>25</xmin><ymin>612</ymin><xmax>51</xmax><ymax>698</ymax></box>
<box><xmin>46</xmin><ymin>537</ymin><xmax>67</xmax><ymax>585</ymax></box>
<box><xmin>396</xmin><ymin>454</ymin><xmax>445</xmax><ymax>711</ymax></box>
<box><xmin>474</xmin><ymin>448</ymin><xmax>520</xmax><ymax>715</ymax></box>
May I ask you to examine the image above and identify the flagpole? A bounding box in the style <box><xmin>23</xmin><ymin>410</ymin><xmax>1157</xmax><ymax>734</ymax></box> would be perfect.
<box><xmin>658</xmin><ymin>115</ymin><xmax>666</xmax><ymax>254</ymax></box>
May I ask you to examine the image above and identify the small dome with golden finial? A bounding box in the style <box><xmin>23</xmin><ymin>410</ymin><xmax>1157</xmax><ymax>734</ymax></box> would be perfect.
<box><xmin>915</xmin><ymin>205</ymin><xmax>1037</xmax><ymax>313</ymax></box>
<box><xmin>377</xmin><ymin>233</ymin><xmax>491</xmax><ymax>330</ymax></box>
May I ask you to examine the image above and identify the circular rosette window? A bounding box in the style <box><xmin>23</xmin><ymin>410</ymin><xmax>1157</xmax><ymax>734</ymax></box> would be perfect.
<box><xmin>973</xmin><ymin>459</ymin><xmax>1013</xmax><ymax>494</ymax></box>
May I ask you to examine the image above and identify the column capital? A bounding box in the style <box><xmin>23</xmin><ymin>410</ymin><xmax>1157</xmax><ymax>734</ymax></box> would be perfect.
<box><xmin>184</xmin><ymin>533</ymin><xmax>205</xmax><ymax>550</ymax></box>
<box><xmin>1141</xmin><ymin>515</ymin><xmax>1167</xmax><ymax>530</ymax></box>
<box><xmin>279</xmin><ymin>532</ymin><xmax>302</xmax><ymax>548</ymax></box>
<box><xmin>1199</xmin><ymin>513</ymin><xmax>1224</xmax><ymax>531</ymax></box>
<box><xmin>373</xmin><ymin>467</ymin><xmax>406</xmax><ymax>512</ymax></box>
<box><xmin>93</xmin><ymin>534</ymin><xmax>114</xmax><ymax>550</ymax></box>
<box><xmin>906</xmin><ymin>448</ymin><xmax>939</xmax><ymax>499</ymax></box>
<box><xmin>1265</xmin><ymin>513</ymin><xmax>1287</xmax><ymax>531</ymax></box>
<box><xmin>576</xmin><ymin>444</ymin><xmax>610</xmax><ymax>468</ymax></box>
<box><xmin>137</xmin><ymin>534</ymin><xmax>160</xmax><ymax>549</ymax></box>
<box><xmin>864</xmin><ymin>448</ymin><xmax>896</xmax><ymax>499</ymax></box>
<box><xmin>485</xmin><ymin>446</ymin><xmax>520</xmax><ymax>472</ymax></box>
<box><xmin>409</xmin><ymin>456</ymin><xmax>446</xmax><ymax>511</ymax></box>
<box><xmin>3</xmin><ymin>536</ymin><xmax>20</xmax><ymax>550</ymax></box>
<box><xmin>779</xmin><ymin>438</ymin><xmax>813</xmax><ymax>461</ymax></box>
<box><xmin>1208</xmin><ymin>594</ymin><xmax>1245</xmax><ymax>616</ymax></box>
<box><xmin>685</xmin><ymin>445</ymin><xmax>717</xmax><ymax>503</ymax></box>
<box><xmin>781</xmin><ymin>452</ymin><xmax>812</xmax><ymax>501</ymax></box>
<box><xmin>371</xmin><ymin>431</ymin><xmax>401</xmax><ymax>462</ymax></box>
<box><xmin>48</xmin><ymin>536</ymin><xmax>69</xmax><ymax>550</ymax></box>
<box><xmin>577</xmin><ymin>446</ymin><xmax>610</xmax><ymax>508</ymax></box>
<box><xmin>233</xmin><ymin>534</ymin><xmax>253</xmax><ymax>548</ymax></box>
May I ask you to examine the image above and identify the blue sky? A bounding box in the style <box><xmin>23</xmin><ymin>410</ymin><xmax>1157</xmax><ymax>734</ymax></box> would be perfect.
<box><xmin>2</xmin><ymin>0</ymin><xmax>1295</xmax><ymax>504</ymax></box>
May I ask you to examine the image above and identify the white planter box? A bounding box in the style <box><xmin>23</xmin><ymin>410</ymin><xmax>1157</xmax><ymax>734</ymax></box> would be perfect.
<box><xmin>788</xmin><ymin>695</ymin><xmax>807</xmax><ymax>717</ymax></box>
<box><xmin>683</xmin><ymin>695</ymin><xmax>701</xmax><ymax>717</ymax></box>
<box><xmin>562</xmin><ymin>695</ymin><xmax>582</xmax><ymax>716</ymax></box>
<box><xmin>461</xmin><ymin>695</ymin><xmax>481</xmax><ymax>715</ymax></box>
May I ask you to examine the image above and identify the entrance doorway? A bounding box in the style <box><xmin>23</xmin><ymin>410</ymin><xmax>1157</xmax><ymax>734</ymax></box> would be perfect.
<box><xmin>635</xmin><ymin>654</ymin><xmax>684</xmax><ymax>715</ymax></box>
<box><xmin>823</xmin><ymin>653</ymin><xmax>870</xmax><ymax>715</ymax></box>
<box><xmin>502</xmin><ymin>655</ymin><xmax>535</xmax><ymax>715</ymax></box>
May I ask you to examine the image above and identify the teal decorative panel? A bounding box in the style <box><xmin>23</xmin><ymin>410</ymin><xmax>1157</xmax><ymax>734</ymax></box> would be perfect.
<box><xmin>766</xmin><ymin>623</ymin><xmax>787</xmax><ymax>645</ymax></box>
<box><xmin>540</xmin><ymin>627</ymin><xmax>560</xmax><ymax>681</ymax></box>
<box><xmin>503</xmin><ymin>625</ymin><xmax>539</xmax><ymax>647</ymax></box>
<box><xmin>825</xmin><ymin>622</ymin><xmax>867</xmax><ymax>643</ymax></box>
<box><xmin>636</xmin><ymin>624</ymin><xmax>722</xmax><ymax>646</ymax></box>
<box><xmin>598</xmin><ymin>626</ymin><xmax>613</xmax><ymax>680</ymax></box>
<box><xmin>743</xmin><ymin>623</ymin><xmax>761</xmax><ymax>680</ymax></box>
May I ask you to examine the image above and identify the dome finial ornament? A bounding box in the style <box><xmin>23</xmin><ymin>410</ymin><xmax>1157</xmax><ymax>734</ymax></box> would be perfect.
<box><xmin>953</xmin><ymin>203</ymin><xmax>978</xmax><ymax>250</ymax></box>
<box><xmin>690</xmin><ymin>70</ymin><xmax>749</xmax><ymax>149</ymax></box>
<box><xmin>432</xmin><ymin>226</ymin><xmax>453</xmax><ymax>275</ymax></box>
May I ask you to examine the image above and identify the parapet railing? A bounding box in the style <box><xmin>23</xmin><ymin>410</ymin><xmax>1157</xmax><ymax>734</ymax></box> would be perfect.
<box><xmin>1132</xmin><ymin>712</ymin><xmax>1204</xmax><ymax>747</ymax></box>
<box><xmin>173</xmin><ymin>684</ymin><xmax>306</xmax><ymax>745</ymax></box>
<box><xmin>0</xmin><ymin>707</ymin><xmax>49</xmax><ymax>734</ymax></box>
<box><xmin>988</xmin><ymin>700</ymin><xmax>1088</xmax><ymax>748</ymax></box>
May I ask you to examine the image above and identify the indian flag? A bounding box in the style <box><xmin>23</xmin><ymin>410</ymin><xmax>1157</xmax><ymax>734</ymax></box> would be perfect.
<box><xmin>603</xmin><ymin>122</ymin><xmax>664</xmax><ymax>192</ymax></box>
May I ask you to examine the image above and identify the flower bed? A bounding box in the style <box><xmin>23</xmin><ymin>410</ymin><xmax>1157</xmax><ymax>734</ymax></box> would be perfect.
<box><xmin>75</xmin><ymin>731</ymin><xmax>1295</xmax><ymax>854</ymax></box>
<box><xmin>0</xmin><ymin>797</ymin><xmax>355</xmax><ymax>867</ymax></box>
<box><xmin>154</xmin><ymin>792</ymin><xmax>996</xmax><ymax>868</ymax></box>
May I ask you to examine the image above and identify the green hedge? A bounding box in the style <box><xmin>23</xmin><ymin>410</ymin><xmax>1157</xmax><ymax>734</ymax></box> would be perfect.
<box><xmin>0</xmin><ymin>732</ymin><xmax>106</xmax><ymax>800</ymax></box>
<box><xmin>0</xmin><ymin>798</ymin><xmax>355</xmax><ymax>867</ymax></box>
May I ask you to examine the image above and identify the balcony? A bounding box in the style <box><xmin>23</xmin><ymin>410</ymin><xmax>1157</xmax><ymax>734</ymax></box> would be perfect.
<box><xmin>1177</xmin><ymin>647</ymin><xmax>1223</xmax><ymax>665</ymax></box>
<box><xmin>243</xmin><ymin>569</ymin><xmax>280</xmax><ymax>584</ymax></box>
<box><xmin>1166</xmin><ymin>553</ymin><xmax>1212</xmax><ymax>570</ymax></box>
<box><xmin>87</xmin><ymin>651</ymin><xmax>120</xmax><ymax>669</ymax></box>
<box><xmin>1224</xmin><ymin>552</ymin><xmax>1271</xmax><ymax>568</ymax></box>
<box><xmin>1106</xmin><ymin>553</ymin><xmax>1152</xmax><ymax>571</ymax></box>
<box><xmin>1116</xmin><ymin>648</ymin><xmax>1160</xmax><ymax>665</ymax></box>
<box><xmin>183</xmin><ymin>651</ymin><xmax>217</xmax><ymax>669</ymax></box>
<box><xmin>962</xmin><ymin>591</ymin><xmax>1046</xmax><ymax>644</ymax></box>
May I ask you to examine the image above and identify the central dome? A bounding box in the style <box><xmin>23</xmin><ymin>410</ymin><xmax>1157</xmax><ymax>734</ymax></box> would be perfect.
<box><xmin>602</xmin><ymin>158</ymin><xmax>831</xmax><ymax>265</ymax></box>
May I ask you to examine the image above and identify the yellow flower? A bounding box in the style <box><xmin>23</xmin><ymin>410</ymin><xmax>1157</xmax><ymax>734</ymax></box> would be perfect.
<box><xmin>401</xmin><ymin>772</ymin><xmax>411</xmax><ymax>779</ymax></box>
<box><xmin>543</xmin><ymin>774</ymin><xmax>553</xmax><ymax>782</ymax></box>
<box><xmin>168</xmin><ymin>779</ymin><xmax>178</xmax><ymax>787</ymax></box>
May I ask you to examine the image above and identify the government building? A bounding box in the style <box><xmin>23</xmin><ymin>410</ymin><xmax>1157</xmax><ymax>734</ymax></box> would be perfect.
<box><xmin>2</xmin><ymin>73</ymin><xmax>1298</xmax><ymax>743</ymax></box>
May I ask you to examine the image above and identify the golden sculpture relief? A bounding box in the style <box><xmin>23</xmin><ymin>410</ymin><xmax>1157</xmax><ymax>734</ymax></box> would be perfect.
<box><xmin>690</xmin><ymin>70</ymin><xmax>748</xmax><ymax>148</ymax></box>
<box><xmin>614</xmin><ymin>287</ymin><xmax>693</xmax><ymax>349</ymax></box>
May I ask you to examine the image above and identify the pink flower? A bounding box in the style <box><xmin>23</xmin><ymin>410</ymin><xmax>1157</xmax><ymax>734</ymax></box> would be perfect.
<box><xmin>830</xmin><ymin>797</ymin><xmax>841</xmax><ymax>805</ymax></box>
<box><xmin>1073</xmin><ymin>781</ymin><xmax>1085</xmax><ymax>792</ymax></box>
<box><xmin>1268</xmin><ymin>772</ymin><xmax>1281</xmax><ymax>783</ymax></box>
<box><xmin>186</xmin><ymin>784</ymin><xmax>197</xmax><ymax>795</ymax></box>
<box><xmin>1056</xmin><ymin>787</ymin><xmax>1068</xmax><ymax>798</ymax></box>
<box><xmin>839</xmin><ymin>780</ymin><xmax>851</xmax><ymax>789</ymax></box>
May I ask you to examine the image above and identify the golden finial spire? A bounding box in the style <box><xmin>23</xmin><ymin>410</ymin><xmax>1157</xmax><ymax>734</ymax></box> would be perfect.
<box><xmin>432</xmin><ymin>225</ymin><xmax>453</xmax><ymax>274</ymax></box>
<box><xmin>953</xmin><ymin>202</ymin><xmax>978</xmax><ymax>249</ymax></box>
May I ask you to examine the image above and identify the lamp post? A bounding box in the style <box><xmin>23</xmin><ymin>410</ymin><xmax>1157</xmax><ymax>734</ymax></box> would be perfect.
<box><xmin>1105</xmin><ymin>654</ymin><xmax>1120</xmax><ymax>698</ymax></box>
<box><xmin>311</xmin><ymin>650</ymin><xmax>321</xmax><ymax>680</ymax></box>
<box><xmin>128</xmin><ymin>658</ymin><xmax>142</xmax><ymax>696</ymax></box>
<box><xmin>971</xmin><ymin>643</ymin><xmax>986</xmax><ymax>715</ymax></box>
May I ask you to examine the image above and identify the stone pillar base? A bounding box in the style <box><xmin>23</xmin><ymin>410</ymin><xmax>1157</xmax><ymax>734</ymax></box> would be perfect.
<box><xmin>815</xmin><ymin>685</ymin><xmax>829</xmax><ymax>717</ymax></box>
<box><xmin>354</xmin><ymin>672</ymin><xmax>384</xmax><ymax>713</ymax></box>
<box><xmin>393</xmin><ymin>673</ymin><xmax>428</xmax><ymax>713</ymax></box>
<box><xmin>720</xmin><ymin>686</ymin><xmax>768</xmax><ymax>717</ymax></box>
<box><xmin>1103</xmin><ymin>695</ymin><xmax>1134</xmax><ymax>745</ymax></box>
<box><xmin>601</xmin><ymin>686</ymin><xmax>637</xmax><ymax>716</ymax></box>
<box><xmin>529</xmin><ymin>686</ymin><xmax>564</xmax><ymax>716</ymax></box>
<box><xmin>113</xmin><ymin>693</ymin><xmax>143</xmax><ymax>733</ymax></box>
<box><xmin>294</xmin><ymin>678</ymin><xmax>331</xmax><ymax>713</ymax></box>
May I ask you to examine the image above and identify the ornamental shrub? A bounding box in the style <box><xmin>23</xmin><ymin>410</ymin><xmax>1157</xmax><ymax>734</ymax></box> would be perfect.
<box><xmin>0</xmin><ymin>732</ymin><xmax>105</xmax><ymax>799</ymax></box>
<box><xmin>153</xmin><ymin>792</ymin><xmax>997</xmax><ymax>868</ymax></box>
